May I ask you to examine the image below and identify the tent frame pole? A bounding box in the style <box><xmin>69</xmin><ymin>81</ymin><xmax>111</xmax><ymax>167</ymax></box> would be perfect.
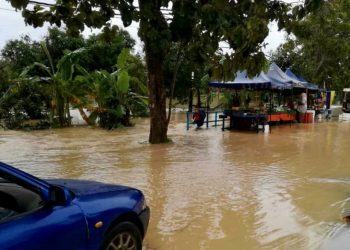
<box><xmin>269</xmin><ymin>90</ymin><xmax>272</xmax><ymax>133</ymax></box>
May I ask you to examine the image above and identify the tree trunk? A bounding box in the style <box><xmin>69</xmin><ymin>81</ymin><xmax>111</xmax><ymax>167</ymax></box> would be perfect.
<box><xmin>206</xmin><ymin>89</ymin><xmax>210</xmax><ymax>111</ymax></box>
<box><xmin>49</xmin><ymin>100</ymin><xmax>55</xmax><ymax>125</ymax></box>
<box><xmin>146</xmin><ymin>59</ymin><xmax>168</xmax><ymax>143</ymax></box>
<box><xmin>123</xmin><ymin>108</ymin><xmax>132</xmax><ymax>127</ymax></box>
<box><xmin>139</xmin><ymin>0</ymin><xmax>170</xmax><ymax>144</ymax></box>
<box><xmin>55</xmin><ymin>82</ymin><xmax>65</xmax><ymax>127</ymax></box>
<box><xmin>57</xmin><ymin>95</ymin><xmax>65</xmax><ymax>127</ymax></box>
<box><xmin>65</xmin><ymin>100</ymin><xmax>71</xmax><ymax>126</ymax></box>
<box><xmin>196</xmin><ymin>87</ymin><xmax>201</xmax><ymax>108</ymax></box>
<box><xmin>78</xmin><ymin>107</ymin><xmax>91</xmax><ymax>125</ymax></box>
<box><xmin>188</xmin><ymin>88</ymin><xmax>193</xmax><ymax>112</ymax></box>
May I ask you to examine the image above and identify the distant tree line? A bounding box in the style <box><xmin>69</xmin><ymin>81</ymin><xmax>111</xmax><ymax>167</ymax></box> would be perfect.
<box><xmin>9</xmin><ymin>0</ymin><xmax>323</xmax><ymax>143</ymax></box>
<box><xmin>2</xmin><ymin>0</ymin><xmax>331</xmax><ymax>142</ymax></box>
<box><xmin>269</xmin><ymin>0</ymin><xmax>350</xmax><ymax>93</ymax></box>
<box><xmin>0</xmin><ymin>26</ymin><xmax>213</xmax><ymax>131</ymax></box>
<box><xmin>0</xmin><ymin>27</ymin><xmax>149</xmax><ymax>129</ymax></box>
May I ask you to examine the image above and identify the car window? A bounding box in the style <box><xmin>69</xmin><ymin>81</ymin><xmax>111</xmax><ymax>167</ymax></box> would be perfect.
<box><xmin>0</xmin><ymin>181</ymin><xmax>43</xmax><ymax>222</ymax></box>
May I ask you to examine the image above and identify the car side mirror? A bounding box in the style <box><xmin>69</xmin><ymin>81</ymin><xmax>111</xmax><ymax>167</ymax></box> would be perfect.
<box><xmin>49</xmin><ymin>186</ymin><xmax>71</xmax><ymax>205</ymax></box>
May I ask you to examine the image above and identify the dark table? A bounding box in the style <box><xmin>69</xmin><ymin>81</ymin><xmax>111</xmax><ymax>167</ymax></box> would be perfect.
<box><xmin>222</xmin><ymin>111</ymin><xmax>267</xmax><ymax>132</ymax></box>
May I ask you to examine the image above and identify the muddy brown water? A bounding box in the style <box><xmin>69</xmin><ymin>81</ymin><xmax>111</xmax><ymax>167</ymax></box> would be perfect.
<box><xmin>1</xmin><ymin>113</ymin><xmax>350</xmax><ymax>250</ymax></box>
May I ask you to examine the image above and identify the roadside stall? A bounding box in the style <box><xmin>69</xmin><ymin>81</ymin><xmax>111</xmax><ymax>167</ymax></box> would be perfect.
<box><xmin>267</xmin><ymin>63</ymin><xmax>322</xmax><ymax>123</ymax></box>
<box><xmin>208</xmin><ymin>70</ymin><xmax>292</xmax><ymax>132</ymax></box>
<box><xmin>208</xmin><ymin>63</ymin><xmax>325</xmax><ymax>131</ymax></box>
<box><xmin>284</xmin><ymin>68</ymin><xmax>324</xmax><ymax>122</ymax></box>
<box><xmin>267</xmin><ymin>63</ymin><xmax>306</xmax><ymax>122</ymax></box>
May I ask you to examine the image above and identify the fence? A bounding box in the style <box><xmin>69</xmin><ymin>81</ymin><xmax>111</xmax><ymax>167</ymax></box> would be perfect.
<box><xmin>186</xmin><ymin>111</ymin><xmax>226</xmax><ymax>130</ymax></box>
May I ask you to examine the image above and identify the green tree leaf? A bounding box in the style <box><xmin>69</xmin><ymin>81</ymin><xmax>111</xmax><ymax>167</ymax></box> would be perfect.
<box><xmin>116</xmin><ymin>70</ymin><xmax>130</xmax><ymax>93</ymax></box>
<box><xmin>117</xmin><ymin>48</ymin><xmax>130</xmax><ymax>69</ymax></box>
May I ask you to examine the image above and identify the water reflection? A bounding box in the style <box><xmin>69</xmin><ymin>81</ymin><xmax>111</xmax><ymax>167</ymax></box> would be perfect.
<box><xmin>1</xmin><ymin>115</ymin><xmax>350</xmax><ymax>249</ymax></box>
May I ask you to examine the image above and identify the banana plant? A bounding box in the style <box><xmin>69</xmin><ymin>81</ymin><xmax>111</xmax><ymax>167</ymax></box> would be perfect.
<box><xmin>20</xmin><ymin>42</ymin><xmax>85</xmax><ymax>127</ymax></box>
<box><xmin>74</xmin><ymin>48</ymin><xmax>148</xmax><ymax>128</ymax></box>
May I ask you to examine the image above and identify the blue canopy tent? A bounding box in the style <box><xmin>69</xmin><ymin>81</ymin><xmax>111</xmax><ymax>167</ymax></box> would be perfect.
<box><xmin>285</xmin><ymin>68</ymin><xmax>320</xmax><ymax>91</ymax></box>
<box><xmin>285</xmin><ymin>68</ymin><xmax>328</xmax><ymax>114</ymax></box>
<box><xmin>208</xmin><ymin>70</ymin><xmax>290</xmax><ymax>90</ymax></box>
<box><xmin>208</xmin><ymin>70</ymin><xmax>295</xmax><ymax>132</ymax></box>
<box><xmin>267</xmin><ymin>63</ymin><xmax>306</xmax><ymax>89</ymax></box>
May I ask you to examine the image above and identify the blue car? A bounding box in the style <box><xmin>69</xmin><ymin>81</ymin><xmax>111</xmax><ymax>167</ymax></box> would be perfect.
<box><xmin>0</xmin><ymin>162</ymin><xmax>150</xmax><ymax>250</ymax></box>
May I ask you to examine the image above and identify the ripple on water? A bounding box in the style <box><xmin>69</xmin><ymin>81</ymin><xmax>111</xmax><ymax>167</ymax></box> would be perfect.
<box><xmin>1</xmin><ymin>117</ymin><xmax>350</xmax><ymax>249</ymax></box>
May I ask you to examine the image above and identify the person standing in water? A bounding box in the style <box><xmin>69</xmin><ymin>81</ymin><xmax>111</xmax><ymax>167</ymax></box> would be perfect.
<box><xmin>193</xmin><ymin>108</ymin><xmax>206</xmax><ymax>128</ymax></box>
<box><xmin>297</xmin><ymin>92</ymin><xmax>307</xmax><ymax>122</ymax></box>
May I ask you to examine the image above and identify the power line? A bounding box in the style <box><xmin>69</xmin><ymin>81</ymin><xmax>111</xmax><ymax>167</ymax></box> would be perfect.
<box><xmin>28</xmin><ymin>0</ymin><xmax>53</xmax><ymax>7</ymax></box>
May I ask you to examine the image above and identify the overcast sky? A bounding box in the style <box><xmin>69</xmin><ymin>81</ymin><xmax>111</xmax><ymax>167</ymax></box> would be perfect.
<box><xmin>0</xmin><ymin>0</ymin><xmax>287</xmax><ymax>55</ymax></box>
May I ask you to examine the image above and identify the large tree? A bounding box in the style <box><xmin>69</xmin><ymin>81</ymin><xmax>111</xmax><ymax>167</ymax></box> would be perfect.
<box><xmin>8</xmin><ymin>0</ymin><xmax>323</xmax><ymax>143</ymax></box>
<box><xmin>1</xmin><ymin>35</ymin><xmax>43</xmax><ymax>73</ymax></box>
<box><xmin>270</xmin><ymin>0</ymin><xmax>350</xmax><ymax>92</ymax></box>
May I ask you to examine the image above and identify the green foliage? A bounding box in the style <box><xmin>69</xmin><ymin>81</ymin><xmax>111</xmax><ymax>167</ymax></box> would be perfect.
<box><xmin>220</xmin><ymin>92</ymin><xmax>234</xmax><ymax>109</ymax></box>
<box><xmin>1</xmin><ymin>35</ymin><xmax>43</xmax><ymax>73</ymax></box>
<box><xmin>43</xmin><ymin>28</ymin><xmax>85</xmax><ymax>68</ymax></box>
<box><xmin>0</xmin><ymin>27</ymin><xmax>147</xmax><ymax>130</ymax></box>
<box><xmin>8</xmin><ymin>0</ymin><xmax>324</xmax><ymax>142</ymax></box>
<box><xmin>269</xmin><ymin>0</ymin><xmax>350</xmax><ymax>91</ymax></box>
<box><xmin>8</xmin><ymin>0</ymin><xmax>323</xmax><ymax>78</ymax></box>
<box><xmin>0</xmin><ymin>79</ymin><xmax>50</xmax><ymax>129</ymax></box>
<box><xmin>115</xmin><ymin>48</ymin><xmax>130</xmax><ymax>93</ymax></box>
<box><xmin>20</xmin><ymin>43</ymin><xmax>83</xmax><ymax>127</ymax></box>
<box><xmin>74</xmin><ymin>49</ymin><xmax>148</xmax><ymax>129</ymax></box>
<box><xmin>43</xmin><ymin>26</ymin><xmax>135</xmax><ymax>72</ymax></box>
<box><xmin>0</xmin><ymin>61</ymin><xmax>15</xmax><ymax>94</ymax></box>
<box><xmin>163</xmin><ymin>44</ymin><xmax>208</xmax><ymax>104</ymax></box>
<box><xmin>117</xmin><ymin>48</ymin><xmax>130</xmax><ymax>69</ymax></box>
<box><xmin>116</xmin><ymin>70</ymin><xmax>130</xmax><ymax>94</ymax></box>
<box><xmin>0</xmin><ymin>58</ymin><xmax>51</xmax><ymax>129</ymax></box>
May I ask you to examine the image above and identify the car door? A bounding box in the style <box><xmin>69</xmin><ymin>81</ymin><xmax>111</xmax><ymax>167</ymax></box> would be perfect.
<box><xmin>0</xmin><ymin>200</ymin><xmax>88</xmax><ymax>250</ymax></box>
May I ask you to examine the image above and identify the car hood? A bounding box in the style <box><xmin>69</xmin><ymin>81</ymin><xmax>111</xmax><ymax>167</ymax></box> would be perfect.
<box><xmin>46</xmin><ymin>179</ymin><xmax>134</xmax><ymax>197</ymax></box>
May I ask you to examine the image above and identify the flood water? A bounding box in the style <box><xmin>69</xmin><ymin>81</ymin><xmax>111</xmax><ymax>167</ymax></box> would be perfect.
<box><xmin>1</xmin><ymin>113</ymin><xmax>350</xmax><ymax>250</ymax></box>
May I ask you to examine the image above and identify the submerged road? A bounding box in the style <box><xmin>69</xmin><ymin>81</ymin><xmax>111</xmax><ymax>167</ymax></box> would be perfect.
<box><xmin>1</xmin><ymin>113</ymin><xmax>349</xmax><ymax>249</ymax></box>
